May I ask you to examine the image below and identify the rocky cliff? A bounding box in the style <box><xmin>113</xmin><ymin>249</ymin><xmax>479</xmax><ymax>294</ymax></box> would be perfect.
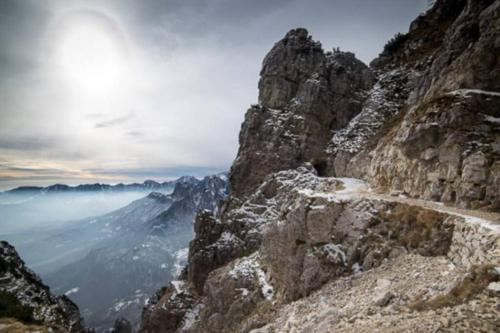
<box><xmin>331</xmin><ymin>0</ymin><xmax>500</xmax><ymax>210</ymax></box>
<box><xmin>230</xmin><ymin>29</ymin><xmax>374</xmax><ymax>197</ymax></box>
<box><xmin>0</xmin><ymin>241</ymin><xmax>85</xmax><ymax>332</ymax></box>
<box><xmin>139</xmin><ymin>1</ymin><xmax>500</xmax><ymax>332</ymax></box>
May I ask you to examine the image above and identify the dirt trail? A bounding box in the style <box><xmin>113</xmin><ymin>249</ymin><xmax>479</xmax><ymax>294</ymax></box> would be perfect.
<box><xmin>336</xmin><ymin>178</ymin><xmax>500</xmax><ymax>233</ymax></box>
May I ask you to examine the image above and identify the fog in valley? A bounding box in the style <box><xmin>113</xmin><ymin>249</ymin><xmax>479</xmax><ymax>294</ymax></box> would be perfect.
<box><xmin>0</xmin><ymin>174</ymin><xmax>228</xmax><ymax>330</ymax></box>
<box><xmin>0</xmin><ymin>191</ymin><xmax>148</xmax><ymax>235</ymax></box>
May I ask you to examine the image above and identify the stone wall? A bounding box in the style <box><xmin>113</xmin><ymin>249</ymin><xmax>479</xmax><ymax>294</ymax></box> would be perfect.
<box><xmin>447</xmin><ymin>218</ymin><xmax>500</xmax><ymax>269</ymax></box>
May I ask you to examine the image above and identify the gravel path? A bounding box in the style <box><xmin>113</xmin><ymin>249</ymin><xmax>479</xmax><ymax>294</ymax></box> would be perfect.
<box><xmin>335</xmin><ymin>177</ymin><xmax>500</xmax><ymax>233</ymax></box>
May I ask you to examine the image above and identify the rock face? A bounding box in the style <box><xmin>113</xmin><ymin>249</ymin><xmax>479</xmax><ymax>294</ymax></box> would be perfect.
<box><xmin>230</xmin><ymin>28</ymin><xmax>374</xmax><ymax>197</ymax></box>
<box><xmin>140</xmin><ymin>1</ymin><xmax>500</xmax><ymax>332</ymax></box>
<box><xmin>0</xmin><ymin>241</ymin><xmax>85</xmax><ymax>332</ymax></box>
<box><xmin>331</xmin><ymin>0</ymin><xmax>500</xmax><ymax>210</ymax></box>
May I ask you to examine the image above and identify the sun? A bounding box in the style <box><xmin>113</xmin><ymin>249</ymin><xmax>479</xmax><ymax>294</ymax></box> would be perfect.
<box><xmin>53</xmin><ymin>11</ymin><xmax>128</xmax><ymax>92</ymax></box>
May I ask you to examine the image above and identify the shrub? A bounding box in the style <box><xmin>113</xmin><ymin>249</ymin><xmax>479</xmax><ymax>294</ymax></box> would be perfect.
<box><xmin>383</xmin><ymin>32</ymin><xmax>408</xmax><ymax>55</ymax></box>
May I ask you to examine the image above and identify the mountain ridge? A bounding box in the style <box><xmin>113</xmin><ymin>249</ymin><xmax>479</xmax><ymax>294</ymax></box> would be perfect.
<box><xmin>0</xmin><ymin>172</ymin><xmax>229</xmax><ymax>332</ymax></box>
<box><xmin>2</xmin><ymin>174</ymin><xmax>217</xmax><ymax>195</ymax></box>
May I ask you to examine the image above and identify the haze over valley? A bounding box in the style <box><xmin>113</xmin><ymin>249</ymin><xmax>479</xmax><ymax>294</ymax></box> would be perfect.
<box><xmin>0</xmin><ymin>173</ymin><xmax>228</xmax><ymax>330</ymax></box>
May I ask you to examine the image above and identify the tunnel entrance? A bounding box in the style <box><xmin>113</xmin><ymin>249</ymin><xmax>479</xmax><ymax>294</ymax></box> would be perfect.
<box><xmin>313</xmin><ymin>161</ymin><xmax>328</xmax><ymax>177</ymax></box>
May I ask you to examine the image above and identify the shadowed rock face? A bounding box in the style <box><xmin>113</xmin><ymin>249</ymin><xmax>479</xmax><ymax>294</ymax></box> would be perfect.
<box><xmin>230</xmin><ymin>28</ymin><xmax>374</xmax><ymax>198</ymax></box>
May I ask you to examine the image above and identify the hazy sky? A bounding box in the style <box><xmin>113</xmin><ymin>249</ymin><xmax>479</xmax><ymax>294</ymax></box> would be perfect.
<box><xmin>0</xmin><ymin>0</ymin><xmax>428</xmax><ymax>189</ymax></box>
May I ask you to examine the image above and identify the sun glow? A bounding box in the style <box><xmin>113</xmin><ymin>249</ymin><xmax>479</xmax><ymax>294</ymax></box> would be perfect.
<box><xmin>55</xmin><ymin>15</ymin><xmax>127</xmax><ymax>92</ymax></box>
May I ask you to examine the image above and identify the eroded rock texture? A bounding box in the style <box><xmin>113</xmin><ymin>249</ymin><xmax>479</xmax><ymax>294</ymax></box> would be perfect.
<box><xmin>230</xmin><ymin>28</ymin><xmax>374</xmax><ymax>198</ymax></box>
<box><xmin>332</xmin><ymin>0</ymin><xmax>500</xmax><ymax>210</ymax></box>
<box><xmin>140</xmin><ymin>1</ymin><xmax>500</xmax><ymax>332</ymax></box>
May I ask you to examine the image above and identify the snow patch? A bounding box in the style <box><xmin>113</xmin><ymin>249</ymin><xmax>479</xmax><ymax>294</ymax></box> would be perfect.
<box><xmin>299</xmin><ymin>177</ymin><xmax>368</xmax><ymax>203</ymax></box>
<box><xmin>236</xmin><ymin>288</ymin><xmax>250</xmax><ymax>296</ymax></box>
<box><xmin>484</xmin><ymin>115</ymin><xmax>500</xmax><ymax>124</ymax></box>
<box><xmin>171</xmin><ymin>280</ymin><xmax>185</xmax><ymax>295</ymax></box>
<box><xmin>352</xmin><ymin>263</ymin><xmax>363</xmax><ymax>274</ymax></box>
<box><xmin>320</xmin><ymin>244</ymin><xmax>347</xmax><ymax>265</ymax></box>
<box><xmin>181</xmin><ymin>303</ymin><xmax>203</xmax><ymax>330</ymax></box>
<box><xmin>329</xmin><ymin>69</ymin><xmax>409</xmax><ymax>155</ymax></box>
<box><xmin>64</xmin><ymin>287</ymin><xmax>80</xmax><ymax>296</ymax></box>
<box><xmin>447</xmin><ymin>89</ymin><xmax>500</xmax><ymax>98</ymax></box>
<box><xmin>171</xmin><ymin>247</ymin><xmax>189</xmax><ymax>277</ymax></box>
<box><xmin>229</xmin><ymin>254</ymin><xmax>275</xmax><ymax>300</ymax></box>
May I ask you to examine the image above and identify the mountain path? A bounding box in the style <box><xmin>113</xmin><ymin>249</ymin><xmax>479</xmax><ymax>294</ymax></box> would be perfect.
<box><xmin>335</xmin><ymin>178</ymin><xmax>500</xmax><ymax>233</ymax></box>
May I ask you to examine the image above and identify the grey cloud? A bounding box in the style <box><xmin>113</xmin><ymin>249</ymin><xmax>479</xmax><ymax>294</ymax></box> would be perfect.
<box><xmin>0</xmin><ymin>136</ymin><xmax>57</xmax><ymax>151</ymax></box>
<box><xmin>86</xmin><ymin>166</ymin><xmax>226</xmax><ymax>179</ymax></box>
<box><xmin>0</xmin><ymin>164</ymin><xmax>68</xmax><ymax>175</ymax></box>
<box><xmin>95</xmin><ymin>114</ymin><xmax>133</xmax><ymax>129</ymax></box>
<box><xmin>126</xmin><ymin>131</ymin><xmax>143</xmax><ymax>138</ymax></box>
<box><xmin>0</xmin><ymin>0</ymin><xmax>427</xmax><ymax>187</ymax></box>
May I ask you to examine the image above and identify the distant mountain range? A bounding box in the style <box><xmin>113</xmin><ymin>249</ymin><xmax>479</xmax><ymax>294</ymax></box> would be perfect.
<box><xmin>11</xmin><ymin>172</ymin><xmax>229</xmax><ymax>332</ymax></box>
<box><xmin>3</xmin><ymin>175</ymin><xmax>210</xmax><ymax>195</ymax></box>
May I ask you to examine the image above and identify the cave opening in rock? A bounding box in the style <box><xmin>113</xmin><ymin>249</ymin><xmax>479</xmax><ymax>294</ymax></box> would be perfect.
<box><xmin>313</xmin><ymin>161</ymin><xmax>328</xmax><ymax>177</ymax></box>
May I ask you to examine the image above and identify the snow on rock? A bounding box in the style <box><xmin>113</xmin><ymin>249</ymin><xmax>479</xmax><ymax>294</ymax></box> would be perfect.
<box><xmin>319</xmin><ymin>244</ymin><xmax>347</xmax><ymax>266</ymax></box>
<box><xmin>181</xmin><ymin>303</ymin><xmax>203</xmax><ymax>330</ymax></box>
<box><xmin>213</xmin><ymin>231</ymin><xmax>244</xmax><ymax>249</ymax></box>
<box><xmin>446</xmin><ymin>89</ymin><xmax>500</xmax><ymax>98</ymax></box>
<box><xmin>171</xmin><ymin>247</ymin><xmax>189</xmax><ymax>277</ymax></box>
<box><xmin>484</xmin><ymin>115</ymin><xmax>500</xmax><ymax>124</ymax></box>
<box><xmin>171</xmin><ymin>280</ymin><xmax>185</xmax><ymax>295</ymax></box>
<box><xmin>229</xmin><ymin>254</ymin><xmax>274</xmax><ymax>300</ymax></box>
<box><xmin>328</xmin><ymin>69</ymin><xmax>410</xmax><ymax>155</ymax></box>
<box><xmin>236</xmin><ymin>288</ymin><xmax>250</xmax><ymax>296</ymax></box>
<box><xmin>64</xmin><ymin>287</ymin><xmax>80</xmax><ymax>296</ymax></box>
<box><xmin>352</xmin><ymin>263</ymin><xmax>363</xmax><ymax>274</ymax></box>
<box><xmin>298</xmin><ymin>176</ymin><xmax>368</xmax><ymax>203</ymax></box>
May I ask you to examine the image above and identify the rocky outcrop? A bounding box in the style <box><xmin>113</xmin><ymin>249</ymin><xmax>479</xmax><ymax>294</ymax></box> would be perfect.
<box><xmin>0</xmin><ymin>241</ymin><xmax>85</xmax><ymax>332</ymax></box>
<box><xmin>330</xmin><ymin>0</ymin><xmax>500</xmax><ymax>210</ymax></box>
<box><xmin>111</xmin><ymin>318</ymin><xmax>133</xmax><ymax>333</ymax></box>
<box><xmin>230</xmin><ymin>28</ymin><xmax>374</xmax><ymax>197</ymax></box>
<box><xmin>140</xmin><ymin>0</ymin><xmax>500</xmax><ymax>332</ymax></box>
<box><xmin>232</xmin><ymin>0</ymin><xmax>500</xmax><ymax>209</ymax></box>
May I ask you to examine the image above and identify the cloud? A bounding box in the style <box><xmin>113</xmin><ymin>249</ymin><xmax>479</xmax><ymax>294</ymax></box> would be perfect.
<box><xmin>125</xmin><ymin>131</ymin><xmax>143</xmax><ymax>137</ymax></box>
<box><xmin>94</xmin><ymin>114</ymin><xmax>134</xmax><ymax>128</ymax></box>
<box><xmin>0</xmin><ymin>164</ymin><xmax>68</xmax><ymax>174</ymax></box>
<box><xmin>0</xmin><ymin>137</ymin><xmax>57</xmax><ymax>151</ymax></box>
<box><xmin>86</xmin><ymin>165</ymin><xmax>227</xmax><ymax>180</ymax></box>
<box><xmin>0</xmin><ymin>0</ymin><xmax>428</xmax><ymax>188</ymax></box>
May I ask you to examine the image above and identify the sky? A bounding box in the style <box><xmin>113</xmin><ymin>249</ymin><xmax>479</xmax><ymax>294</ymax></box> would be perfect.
<box><xmin>0</xmin><ymin>0</ymin><xmax>429</xmax><ymax>189</ymax></box>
